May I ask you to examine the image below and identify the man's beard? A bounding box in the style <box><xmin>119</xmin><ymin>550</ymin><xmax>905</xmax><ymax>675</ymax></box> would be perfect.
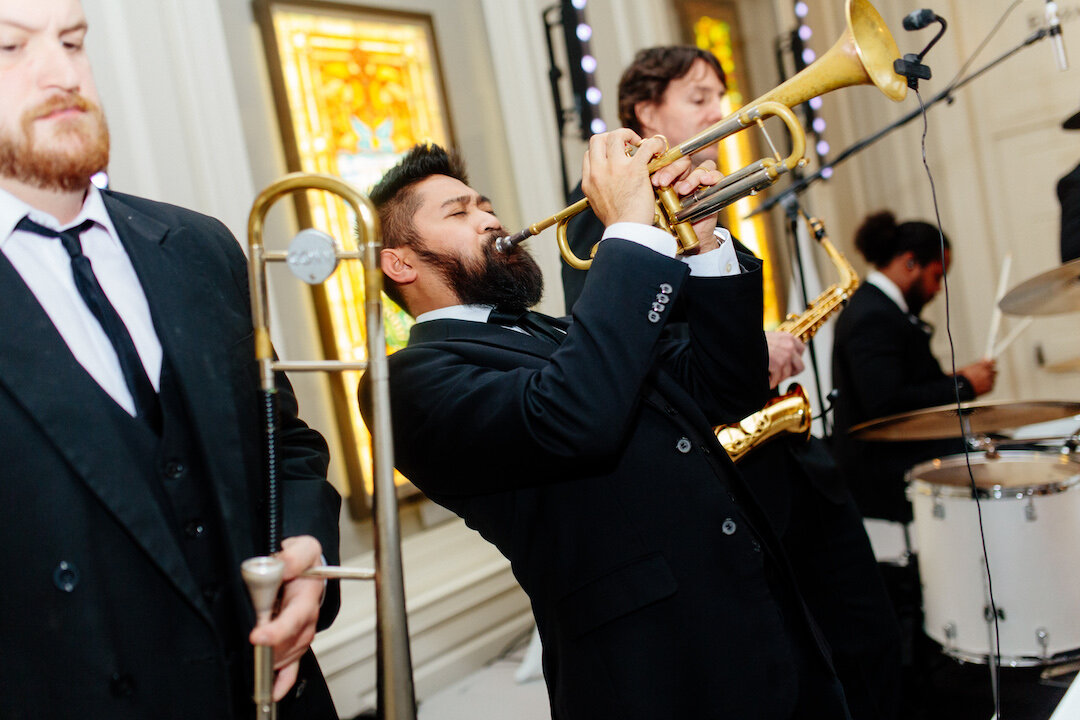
<box><xmin>414</xmin><ymin>233</ymin><xmax>544</xmax><ymax>313</ymax></box>
<box><xmin>0</xmin><ymin>94</ymin><xmax>110</xmax><ymax>192</ymax></box>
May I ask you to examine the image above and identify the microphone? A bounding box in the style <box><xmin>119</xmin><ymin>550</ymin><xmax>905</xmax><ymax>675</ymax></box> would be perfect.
<box><xmin>1046</xmin><ymin>0</ymin><xmax>1069</xmax><ymax>71</ymax></box>
<box><xmin>903</xmin><ymin>8</ymin><xmax>939</xmax><ymax>31</ymax></box>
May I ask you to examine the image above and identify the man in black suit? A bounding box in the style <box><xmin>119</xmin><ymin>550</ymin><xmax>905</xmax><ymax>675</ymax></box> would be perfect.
<box><xmin>831</xmin><ymin>211</ymin><xmax>996</xmax><ymax>523</ymax></box>
<box><xmin>0</xmin><ymin>1</ymin><xmax>341</xmax><ymax>717</ymax></box>
<box><xmin>562</xmin><ymin>46</ymin><xmax>901</xmax><ymax>720</ymax></box>
<box><xmin>361</xmin><ymin>137</ymin><xmax>850</xmax><ymax>719</ymax></box>
<box><xmin>831</xmin><ymin>211</ymin><xmax>996</xmax><ymax>717</ymax></box>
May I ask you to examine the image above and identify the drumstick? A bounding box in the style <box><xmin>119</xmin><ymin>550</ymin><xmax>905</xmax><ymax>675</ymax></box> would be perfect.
<box><xmin>990</xmin><ymin>317</ymin><xmax>1033</xmax><ymax>359</ymax></box>
<box><xmin>984</xmin><ymin>253</ymin><xmax>1012</xmax><ymax>359</ymax></box>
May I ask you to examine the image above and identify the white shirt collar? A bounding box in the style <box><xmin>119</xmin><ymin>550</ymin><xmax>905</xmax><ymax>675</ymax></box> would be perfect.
<box><xmin>414</xmin><ymin>303</ymin><xmax>495</xmax><ymax>325</ymax></box>
<box><xmin>866</xmin><ymin>270</ymin><xmax>909</xmax><ymax>314</ymax></box>
<box><xmin>0</xmin><ymin>185</ymin><xmax>119</xmax><ymax>248</ymax></box>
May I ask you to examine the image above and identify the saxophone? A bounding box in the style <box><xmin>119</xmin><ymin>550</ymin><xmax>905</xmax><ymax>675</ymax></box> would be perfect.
<box><xmin>715</xmin><ymin>213</ymin><xmax>859</xmax><ymax>462</ymax></box>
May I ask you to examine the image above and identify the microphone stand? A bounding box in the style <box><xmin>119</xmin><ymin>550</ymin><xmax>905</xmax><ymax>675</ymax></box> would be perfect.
<box><xmin>747</xmin><ymin>25</ymin><xmax>1055</xmax><ymax>220</ymax></box>
<box><xmin>780</xmin><ymin>193</ymin><xmax>831</xmax><ymax>437</ymax></box>
<box><xmin>542</xmin><ymin>4</ymin><xmax>573</xmax><ymax>204</ymax></box>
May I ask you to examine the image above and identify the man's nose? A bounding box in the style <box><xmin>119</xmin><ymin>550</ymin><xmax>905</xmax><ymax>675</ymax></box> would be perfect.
<box><xmin>37</xmin><ymin>42</ymin><xmax>82</xmax><ymax>93</ymax></box>
<box><xmin>704</xmin><ymin>97</ymin><xmax>727</xmax><ymax>123</ymax></box>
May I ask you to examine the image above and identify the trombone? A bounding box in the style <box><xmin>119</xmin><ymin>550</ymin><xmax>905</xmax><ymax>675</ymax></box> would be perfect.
<box><xmin>497</xmin><ymin>0</ymin><xmax>908</xmax><ymax>269</ymax></box>
<box><xmin>242</xmin><ymin>173</ymin><xmax>416</xmax><ymax>720</ymax></box>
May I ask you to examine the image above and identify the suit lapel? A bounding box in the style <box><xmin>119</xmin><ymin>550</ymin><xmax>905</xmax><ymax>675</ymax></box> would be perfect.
<box><xmin>0</xmin><ymin>245</ymin><xmax>209</xmax><ymax>617</ymax></box>
<box><xmin>104</xmin><ymin>193</ymin><xmax>252</xmax><ymax>621</ymax></box>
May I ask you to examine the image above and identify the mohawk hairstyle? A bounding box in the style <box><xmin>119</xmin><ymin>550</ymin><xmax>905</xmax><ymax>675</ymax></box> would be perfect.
<box><xmin>368</xmin><ymin>143</ymin><xmax>469</xmax><ymax>311</ymax></box>
<box><xmin>370</xmin><ymin>143</ymin><xmax>469</xmax><ymax>250</ymax></box>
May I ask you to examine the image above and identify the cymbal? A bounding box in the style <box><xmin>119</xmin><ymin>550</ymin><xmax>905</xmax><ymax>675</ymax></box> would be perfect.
<box><xmin>849</xmin><ymin>400</ymin><xmax>1080</xmax><ymax>441</ymax></box>
<box><xmin>998</xmin><ymin>258</ymin><xmax>1080</xmax><ymax>315</ymax></box>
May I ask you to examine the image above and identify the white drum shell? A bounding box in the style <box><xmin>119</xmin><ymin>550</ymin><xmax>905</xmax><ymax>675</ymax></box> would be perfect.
<box><xmin>908</xmin><ymin>451</ymin><xmax>1080</xmax><ymax>665</ymax></box>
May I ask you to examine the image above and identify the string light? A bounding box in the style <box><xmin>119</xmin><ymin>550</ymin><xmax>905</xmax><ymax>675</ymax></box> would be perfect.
<box><xmin>561</xmin><ymin>0</ymin><xmax>605</xmax><ymax>138</ymax></box>
<box><xmin>791</xmin><ymin>0</ymin><xmax>829</xmax><ymax>175</ymax></box>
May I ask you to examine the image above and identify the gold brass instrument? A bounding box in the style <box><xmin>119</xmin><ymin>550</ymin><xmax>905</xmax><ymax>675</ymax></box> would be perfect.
<box><xmin>715</xmin><ymin>213</ymin><xmax>858</xmax><ymax>461</ymax></box>
<box><xmin>717</xmin><ymin>384</ymin><xmax>813</xmax><ymax>463</ymax></box>
<box><xmin>776</xmin><ymin>212</ymin><xmax>859</xmax><ymax>343</ymax></box>
<box><xmin>496</xmin><ymin>0</ymin><xmax>907</xmax><ymax>269</ymax></box>
<box><xmin>242</xmin><ymin>173</ymin><xmax>416</xmax><ymax>720</ymax></box>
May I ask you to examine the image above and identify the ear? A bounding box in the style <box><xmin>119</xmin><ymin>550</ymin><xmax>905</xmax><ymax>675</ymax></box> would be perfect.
<box><xmin>901</xmin><ymin>250</ymin><xmax>918</xmax><ymax>271</ymax></box>
<box><xmin>381</xmin><ymin>247</ymin><xmax>417</xmax><ymax>286</ymax></box>
<box><xmin>634</xmin><ymin>101</ymin><xmax>658</xmax><ymax>136</ymax></box>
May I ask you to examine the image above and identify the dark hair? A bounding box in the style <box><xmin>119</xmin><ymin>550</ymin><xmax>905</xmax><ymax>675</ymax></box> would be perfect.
<box><xmin>854</xmin><ymin>210</ymin><xmax>949</xmax><ymax>268</ymax></box>
<box><xmin>369</xmin><ymin>143</ymin><xmax>469</xmax><ymax>309</ymax></box>
<box><xmin>617</xmin><ymin>46</ymin><xmax>727</xmax><ymax>134</ymax></box>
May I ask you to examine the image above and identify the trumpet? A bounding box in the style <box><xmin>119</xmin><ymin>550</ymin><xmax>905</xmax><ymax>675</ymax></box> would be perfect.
<box><xmin>496</xmin><ymin>0</ymin><xmax>906</xmax><ymax>269</ymax></box>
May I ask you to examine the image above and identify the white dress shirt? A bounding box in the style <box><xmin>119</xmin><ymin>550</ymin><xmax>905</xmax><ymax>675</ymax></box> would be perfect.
<box><xmin>0</xmin><ymin>187</ymin><xmax>162</xmax><ymax>416</ymax></box>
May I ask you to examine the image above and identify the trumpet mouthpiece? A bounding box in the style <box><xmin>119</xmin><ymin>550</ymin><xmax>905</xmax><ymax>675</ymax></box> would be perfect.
<box><xmin>495</xmin><ymin>230</ymin><xmax>530</xmax><ymax>253</ymax></box>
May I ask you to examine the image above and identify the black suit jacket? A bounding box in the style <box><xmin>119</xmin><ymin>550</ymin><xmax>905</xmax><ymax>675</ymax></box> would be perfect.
<box><xmin>0</xmin><ymin>191</ymin><xmax>341</xmax><ymax>719</ymax></box>
<box><xmin>366</xmin><ymin>239</ymin><xmax>844</xmax><ymax>719</ymax></box>
<box><xmin>1058</xmin><ymin>161</ymin><xmax>1080</xmax><ymax>263</ymax></box>
<box><xmin>831</xmin><ymin>282</ymin><xmax>974</xmax><ymax>522</ymax></box>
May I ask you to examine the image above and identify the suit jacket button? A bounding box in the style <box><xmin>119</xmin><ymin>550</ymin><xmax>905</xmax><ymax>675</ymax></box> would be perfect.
<box><xmin>164</xmin><ymin>460</ymin><xmax>186</xmax><ymax>479</ymax></box>
<box><xmin>648</xmin><ymin>311</ymin><xmax>661</xmax><ymax>323</ymax></box>
<box><xmin>184</xmin><ymin>519</ymin><xmax>206</xmax><ymax>538</ymax></box>
<box><xmin>676</xmin><ymin>437</ymin><xmax>692</xmax><ymax>454</ymax></box>
<box><xmin>110</xmin><ymin>673</ymin><xmax>136</xmax><ymax>698</ymax></box>
<box><xmin>722</xmin><ymin>518</ymin><xmax>737</xmax><ymax>535</ymax></box>
<box><xmin>655</xmin><ymin>293</ymin><xmax>670</xmax><ymax>304</ymax></box>
<box><xmin>53</xmin><ymin>561</ymin><xmax>79</xmax><ymax>592</ymax></box>
<box><xmin>660</xmin><ymin>283</ymin><xmax>673</xmax><ymax>294</ymax></box>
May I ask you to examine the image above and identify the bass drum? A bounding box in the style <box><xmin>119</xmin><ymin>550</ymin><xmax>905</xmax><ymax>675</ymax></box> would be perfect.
<box><xmin>907</xmin><ymin>450</ymin><xmax>1080</xmax><ymax>666</ymax></box>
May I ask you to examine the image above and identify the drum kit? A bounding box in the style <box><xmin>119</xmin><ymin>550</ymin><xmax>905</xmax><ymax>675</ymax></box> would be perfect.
<box><xmin>850</xmin><ymin>259</ymin><xmax>1080</xmax><ymax>669</ymax></box>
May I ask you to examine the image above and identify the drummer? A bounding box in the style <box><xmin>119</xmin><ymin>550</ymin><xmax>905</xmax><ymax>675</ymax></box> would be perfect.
<box><xmin>829</xmin><ymin>210</ymin><xmax>996</xmax><ymax>716</ymax></box>
<box><xmin>831</xmin><ymin>210</ymin><xmax>996</xmax><ymax>523</ymax></box>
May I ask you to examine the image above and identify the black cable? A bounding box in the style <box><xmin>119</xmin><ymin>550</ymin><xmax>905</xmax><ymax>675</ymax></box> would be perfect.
<box><xmin>913</xmin><ymin>85</ymin><xmax>1002</xmax><ymax>719</ymax></box>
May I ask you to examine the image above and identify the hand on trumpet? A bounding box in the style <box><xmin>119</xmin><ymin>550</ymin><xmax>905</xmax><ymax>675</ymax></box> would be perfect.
<box><xmin>248</xmin><ymin>534</ymin><xmax>327</xmax><ymax>701</ymax></box>
<box><xmin>582</xmin><ymin>129</ymin><xmax>723</xmax><ymax>248</ymax></box>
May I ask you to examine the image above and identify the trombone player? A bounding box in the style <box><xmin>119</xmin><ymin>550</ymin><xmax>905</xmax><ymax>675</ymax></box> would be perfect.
<box><xmin>0</xmin><ymin>0</ymin><xmax>341</xmax><ymax>716</ymax></box>
<box><xmin>562</xmin><ymin>45</ymin><xmax>900</xmax><ymax>720</ymax></box>
<box><xmin>361</xmin><ymin>137</ymin><xmax>851</xmax><ymax>718</ymax></box>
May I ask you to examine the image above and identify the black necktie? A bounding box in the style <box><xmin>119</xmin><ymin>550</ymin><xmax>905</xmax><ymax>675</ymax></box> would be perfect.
<box><xmin>487</xmin><ymin>308</ymin><xmax>567</xmax><ymax>345</ymax></box>
<box><xmin>17</xmin><ymin>216</ymin><xmax>161</xmax><ymax>430</ymax></box>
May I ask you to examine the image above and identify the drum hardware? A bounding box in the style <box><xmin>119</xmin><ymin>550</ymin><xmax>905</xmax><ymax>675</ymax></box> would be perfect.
<box><xmin>932</xmin><ymin>491</ymin><xmax>945</xmax><ymax>519</ymax></box>
<box><xmin>943</xmin><ymin>622</ymin><xmax>958</xmax><ymax>653</ymax></box>
<box><xmin>1040</xmin><ymin>628</ymin><xmax>1052</xmax><ymax>659</ymax></box>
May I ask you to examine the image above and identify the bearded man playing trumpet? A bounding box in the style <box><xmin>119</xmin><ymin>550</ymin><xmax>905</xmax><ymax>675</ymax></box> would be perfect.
<box><xmin>361</xmin><ymin>135</ymin><xmax>851</xmax><ymax>719</ymax></box>
<box><xmin>561</xmin><ymin>46</ymin><xmax>901</xmax><ymax>720</ymax></box>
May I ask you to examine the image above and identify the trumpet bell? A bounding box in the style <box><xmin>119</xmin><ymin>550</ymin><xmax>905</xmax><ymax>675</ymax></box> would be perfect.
<box><xmin>757</xmin><ymin>0</ymin><xmax>906</xmax><ymax>112</ymax></box>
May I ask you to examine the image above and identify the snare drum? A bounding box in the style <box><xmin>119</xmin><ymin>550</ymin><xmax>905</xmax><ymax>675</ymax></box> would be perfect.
<box><xmin>907</xmin><ymin>450</ymin><xmax>1080</xmax><ymax>666</ymax></box>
